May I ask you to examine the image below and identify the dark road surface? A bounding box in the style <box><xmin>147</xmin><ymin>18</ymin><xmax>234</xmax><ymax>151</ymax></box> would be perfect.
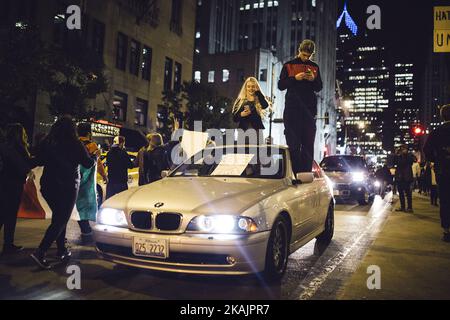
<box><xmin>0</xmin><ymin>195</ymin><xmax>392</xmax><ymax>300</ymax></box>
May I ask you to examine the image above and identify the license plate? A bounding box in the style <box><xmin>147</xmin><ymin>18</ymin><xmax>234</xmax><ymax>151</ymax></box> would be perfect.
<box><xmin>132</xmin><ymin>237</ymin><xmax>168</xmax><ymax>259</ymax></box>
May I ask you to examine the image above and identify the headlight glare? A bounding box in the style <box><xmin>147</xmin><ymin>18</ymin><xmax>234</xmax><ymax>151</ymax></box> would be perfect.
<box><xmin>188</xmin><ymin>215</ymin><xmax>258</xmax><ymax>233</ymax></box>
<box><xmin>352</xmin><ymin>171</ymin><xmax>365</xmax><ymax>182</ymax></box>
<box><xmin>97</xmin><ymin>208</ymin><xmax>128</xmax><ymax>228</ymax></box>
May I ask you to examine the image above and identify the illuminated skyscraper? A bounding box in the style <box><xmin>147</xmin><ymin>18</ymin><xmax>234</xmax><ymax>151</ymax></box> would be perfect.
<box><xmin>393</xmin><ymin>63</ymin><xmax>418</xmax><ymax>149</ymax></box>
<box><xmin>336</xmin><ymin>2</ymin><xmax>390</xmax><ymax>158</ymax></box>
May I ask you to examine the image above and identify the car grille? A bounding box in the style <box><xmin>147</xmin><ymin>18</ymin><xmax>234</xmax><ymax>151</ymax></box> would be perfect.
<box><xmin>155</xmin><ymin>212</ymin><xmax>182</xmax><ymax>231</ymax></box>
<box><xmin>130</xmin><ymin>211</ymin><xmax>152</xmax><ymax>230</ymax></box>
<box><xmin>96</xmin><ymin>243</ymin><xmax>229</xmax><ymax>265</ymax></box>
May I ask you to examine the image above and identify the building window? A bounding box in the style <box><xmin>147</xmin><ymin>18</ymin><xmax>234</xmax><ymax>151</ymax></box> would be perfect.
<box><xmin>135</xmin><ymin>98</ymin><xmax>148</xmax><ymax>126</ymax></box>
<box><xmin>91</xmin><ymin>19</ymin><xmax>105</xmax><ymax>57</ymax></box>
<box><xmin>222</xmin><ymin>69</ymin><xmax>230</xmax><ymax>82</ymax></box>
<box><xmin>174</xmin><ymin>62</ymin><xmax>182</xmax><ymax>92</ymax></box>
<box><xmin>259</xmin><ymin>69</ymin><xmax>267</xmax><ymax>82</ymax></box>
<box><xmin>141</xmin><ymin>46</ymin><xmax>152</xmax><ymax>81</ymax></box>
<box><xmin>113</xmin><ymin>91</ymin><xmax>128</xmax><ymax>122</ymax></box>
<box><xmin>164</xmin><ymin>57</ymin><xmax>173</xmax><ymax>92</ymax></box>
<box><xmin>194</xmin><ymin>71</ymin><xmax>201</xmax><ymax>82</ymax></box>
<box><xmin>208</xmin><ymin>71</ymin><xmax>215</xmax><ymax>83</ymax></box>
<box><xmin>116</xmin><ymin>32</ymin><xmax>128</xmax><ymax>71</ymax></box>
<box><xmin>237</xmin><ymin>69</ymin><xmax>245</xmax><ymax>82</ymax></box>
<box><xmin>170</xmin><ymin>0</ymin><xmax>183</xmax><ymax>35</ymax></box>
<box><xmin>129</xmin><ymin>39</ymin><xmax>141</xmax><ymax>76</ymax></box>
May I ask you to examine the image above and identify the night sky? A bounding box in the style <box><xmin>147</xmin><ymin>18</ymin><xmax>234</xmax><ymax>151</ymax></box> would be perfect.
<box><xmin>339</xmin><ymin>0</ymin><xmax>449</xmax><ymax>107</ymax></box>
<box><xmin>339</xmin><ymin>0</ymin><xmax>435</xmax><ymax>64</ymax></box>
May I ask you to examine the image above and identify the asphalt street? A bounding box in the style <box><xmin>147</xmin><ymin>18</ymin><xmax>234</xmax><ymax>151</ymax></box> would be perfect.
<box><xmin>0</xmin><ymin>195</ymin><xmax>392</xmax><ymax>300</ymax></box>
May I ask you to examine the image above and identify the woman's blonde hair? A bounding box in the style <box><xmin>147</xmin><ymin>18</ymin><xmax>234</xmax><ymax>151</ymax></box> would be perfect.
<box><xmin>232</xmin><ymin>77</ymin><xmax>271</xmax><ymax>118</ymax></box>
<box><xmin>146</xmin><ymin>133</ymin><xmax>163</xmax><ymax>151</ymax></box>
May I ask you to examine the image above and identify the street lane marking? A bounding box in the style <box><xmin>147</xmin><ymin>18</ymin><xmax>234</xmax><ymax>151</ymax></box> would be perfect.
<box><xmin>293</xmin><ymin>196</ymin><xmax>391</xmax><ymax>300</ymax></box>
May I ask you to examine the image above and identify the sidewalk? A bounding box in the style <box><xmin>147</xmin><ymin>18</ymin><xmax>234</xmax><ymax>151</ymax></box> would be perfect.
<box><xmin>339</xmin><ymin>192</ymin><xmax>450</xmax><ymax>299</ymax></box>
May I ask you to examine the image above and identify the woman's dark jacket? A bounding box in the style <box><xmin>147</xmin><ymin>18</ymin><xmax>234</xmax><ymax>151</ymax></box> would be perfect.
<box><xmin>145</xmin><ymin>146</ymin><xmax>170</xmax><ymax>183</ymax></box>
<box><xmin>35</xmin><ymin>138</ymin><xmax>96</xmax><ymax>190</ymax></box>
<box><xmin>233</xmin><ymin>91</ymin><xmax>269</xmax><ymax>130</ymax></box>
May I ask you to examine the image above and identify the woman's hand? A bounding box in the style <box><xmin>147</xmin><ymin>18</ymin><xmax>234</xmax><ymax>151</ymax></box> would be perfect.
<box><xmin>240</xmin><ymin>106</ymin><xmax>252</xmax><ymax>117</ymax></box>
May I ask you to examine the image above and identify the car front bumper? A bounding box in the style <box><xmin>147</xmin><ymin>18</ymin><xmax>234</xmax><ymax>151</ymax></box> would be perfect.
<box><xmin>93</xmin><ymin>224</ymin><xmax>270</xmax><ymax>275</ymax></box>
<box><xmin>333</xmin><ymin>183</ymin><xmax>367</xmax><ymax>200</ymax></box>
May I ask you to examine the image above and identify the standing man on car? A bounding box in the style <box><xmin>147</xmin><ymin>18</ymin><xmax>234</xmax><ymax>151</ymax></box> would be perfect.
<box><xmin>424</xmin><ymin>104</ymin><xmax>450</xmax><ymax>242</ymax></box>
<box><xmin>278</xmin><ymin>39</ymin><xmax>323</xmax><ymax>174</ymax></box>
<box><xmin>106</xmin><ymin>136</ymin><xmax>133</xmax><ymax>199</ymax></box>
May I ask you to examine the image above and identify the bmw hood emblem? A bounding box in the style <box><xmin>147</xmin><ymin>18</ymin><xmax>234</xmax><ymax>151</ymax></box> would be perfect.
<box><xmin>154</xmin><ymin>202</ymin><xmax>164</xmax><ymax>208</ymax></box>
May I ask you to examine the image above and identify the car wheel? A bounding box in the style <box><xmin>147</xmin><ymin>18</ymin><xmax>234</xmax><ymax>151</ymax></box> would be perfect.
<box><xmin>96</xmin><ymin>184</ymin><xmax>103</xmax><ymax>209</ymax></box>
<box><xmin>358</xmin><ymin>190</ymin><xmax>369</xmax><ymax>205</ymax></box>
<box><xmin>316</xmin><ymin>203</ymin><xmax>334</xmax><ymax>245</ymax></box>
<box><xmin>263</xmin><ymin>216</ymin><xmax>289</xmax><ymax>282</ymax></box>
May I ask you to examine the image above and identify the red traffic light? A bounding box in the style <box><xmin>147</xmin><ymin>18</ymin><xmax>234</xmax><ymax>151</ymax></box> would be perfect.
<box><xmin>411</xmin><ymin>125</ymin><xmax>425</xmax><ymax>136</ymax></box>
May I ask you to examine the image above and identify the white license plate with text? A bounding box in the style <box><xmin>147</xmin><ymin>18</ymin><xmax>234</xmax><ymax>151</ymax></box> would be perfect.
<box><xmin>132</xmin><ymin>237</ymin><xmax>168</xmax><ymax>259</ymax></box>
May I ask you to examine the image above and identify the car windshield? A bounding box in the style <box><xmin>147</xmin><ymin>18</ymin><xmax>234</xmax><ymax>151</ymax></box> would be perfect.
<box><xmin>169</xmin><ymin>146</ymin><xmax>285</xmax><ymax>179</ymax></box>
<box><xmin>320</xmin><ymin>156</ymin><xmax>366</xmax><ymax>172</ymax></box>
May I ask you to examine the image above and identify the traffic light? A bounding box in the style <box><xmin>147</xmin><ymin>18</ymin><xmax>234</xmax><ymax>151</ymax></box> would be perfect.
<box><xmin>411</xmin><ymin>124</ymin><xmax>425</xmax><ymax>137</ymax></box>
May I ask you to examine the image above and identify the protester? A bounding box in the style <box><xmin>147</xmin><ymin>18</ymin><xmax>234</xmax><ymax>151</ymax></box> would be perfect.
<box><xmin>375</xmin><ymin>163</ymin><xmax>393</xmax><ymax>199</ymax></box>
<box><xmin>412</xmin><ymin>159</ymin><xmax>421</xmax><ymax>191</ymax></box>
<box><xmin>75</xmin><ymin>123</ymin><xmax>107</xmax><ymax>243</ymax></box>
<box><xmin>232</xmin><ymin>77</ymin><xmax>270</xmax><ymax>145</ymax></box>
<box><xmin>145</xmin><ymin>133</ymin><xmax>170</xmax><ymax>183</ymax></box>
<box><xmin>278</xmin><ymin>39</ymin><xmax>323</xmax><ymax>173</ymax></box>
<box><xmin>430</xmin><ymin>162</ymin><xmax>439</xmax><ymax>207</ymax></box>
<box><xmin>134</xmin><ymin>133</ymin><xmax>152</xmax><ymax>186</ymax></box>
<box><xmin>424</xmin><ymin>104</ymin><xmax>450</xmax><ymax>242</ymax></box>
<box><xmin>0</xmin><ymin>124</ymin><xmax>33</xmax><ymax>255</ymax></box>
<box><xmin>105</xmin><ymin>136</ymin><xmax>133</xmax><ymax>199</ymax></box>
<box><xmin>30</xmin><ymin>116</ymin><xmax>97</xmax><ymax>269</ymax></box>
<box><xmin>394</xmin><ymin>145</ymin><xmax>415</xmax><ymax>213</ymax></box>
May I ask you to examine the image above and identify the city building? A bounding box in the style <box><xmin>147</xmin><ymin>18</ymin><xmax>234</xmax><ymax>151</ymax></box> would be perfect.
<box><xmin>422</xmin><ymin>46</ymin><xmax>450</xmax><ymax>132</ymax></box>
<box><xmin>194</xmin><ymin>0</ymin><xmax>338</xmax><ymax>161</ymax></box>
<box><xmin>392</xmin><ymin>62</ymin><xmax>418</xmax><ymax>149</ymax></box>
<box><xmin>3</xmin><ymin>0</ymin><xmax>197</xmax><ymax>142</ymax></box>
<box><xmin>336</xmin><ymin>3</ymin><xmax>390</xmax><ymax>159</ymax></box>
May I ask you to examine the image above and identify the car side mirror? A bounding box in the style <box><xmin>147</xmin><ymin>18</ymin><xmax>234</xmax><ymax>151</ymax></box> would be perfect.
<box><xmin>161</xmin><ymin>170</ymin><xmax>169</xmax><ymax>178</ymax></box>
<box><xmin>294</xmin><ymin>172</ymin><xmax>314</xmax><ymax>185</ymax></box>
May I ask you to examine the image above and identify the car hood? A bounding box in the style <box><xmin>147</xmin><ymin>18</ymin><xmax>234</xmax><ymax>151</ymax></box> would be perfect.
<box><xmin>324</xmin><ymin>171</ymin><xmax>355</xmax><ymax>184</ymax></box>
<box><xmin>103</xmin><ymin>177</ymin><xmax>286</xmax><ymax>215</ymax></box>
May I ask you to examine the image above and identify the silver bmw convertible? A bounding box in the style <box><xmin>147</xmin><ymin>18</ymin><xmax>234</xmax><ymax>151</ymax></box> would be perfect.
<box><xmin>93</xmin><ymin>145</ymin><xmax>335</xmax><ymax>280</ymax></box>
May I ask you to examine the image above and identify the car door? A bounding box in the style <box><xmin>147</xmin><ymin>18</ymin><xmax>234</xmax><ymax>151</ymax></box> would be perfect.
<box><xmin>312</xmin><ymin>161</ymin><xmax>330</xmax><ymax>228</ymax></box>
<box><xmin>286</xmin><ymin>156</ymin><xmax>320</xmax><ymax>240</ymax></box>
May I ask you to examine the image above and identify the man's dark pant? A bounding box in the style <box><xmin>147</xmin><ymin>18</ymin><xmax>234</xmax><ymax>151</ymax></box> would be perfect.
<box><xmin>106</xmin><ymin>183</ymin><xmax>128</xmax><ymax>200</ymax></box>
<box><xmin>397</xmin><ymin>181</ymin><xmax>413</xmax><ymax>210</ymax></box>
<box><xmin>437</xmin><ymin>175</ymin><xmax>450</xmax><ymax>229</ymax></box>
<box><xmin>284</xmin><ymin>108</ymin><xmax>316</xmax><ymax>174</ymax></box>
<box><xmin>39</xmin><ymin>185</ymin><xmax>78</xmax><ymax>252</ymax></box>
<box><xmin>0</xmin><ymin>183</ymin><xmax>24</xmax><ymax>247</ymax></box>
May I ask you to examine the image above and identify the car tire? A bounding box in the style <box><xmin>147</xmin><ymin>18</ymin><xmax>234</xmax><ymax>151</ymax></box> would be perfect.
<box><xmin>263</xmin><ymin>216</ymin><xmax>289</xmax><ymax>282</ymax></box>
<box><xmin>358</xmin><ymin>190</ymin><xmax>369</xmax><ymax>205</ymax></box>
<box><xmin>316</xmin><ymin>203</ymin><xmax>334</xmax><ymax>245</ymax></box>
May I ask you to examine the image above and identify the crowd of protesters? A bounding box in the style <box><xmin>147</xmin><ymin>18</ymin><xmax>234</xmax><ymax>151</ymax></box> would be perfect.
<box><xmin>0</xmin><ymin>115</ymin><xmax>184</xmax><ymax>268</ymax></box>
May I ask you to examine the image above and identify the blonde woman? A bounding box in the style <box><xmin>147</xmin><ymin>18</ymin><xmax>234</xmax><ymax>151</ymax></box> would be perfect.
<box><xmin>232</xmin><ymin>77</ymin><xmax>270</xmax><ymax>144</ymax></box>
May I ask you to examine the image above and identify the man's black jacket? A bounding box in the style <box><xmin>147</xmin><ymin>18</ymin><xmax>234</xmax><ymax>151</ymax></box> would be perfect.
<box><xmin>278</xmin><ymin>57</ymin><xmax>323</xmax><ymax>117</ymax></box>
<box><xmin>106</xmin><ymin>145</ymin><xmax>133</xmax><ymax>184</ymax></box>
<box><xmin>424</xmin><ymin>122</ymin><xmax>450</xmax><ymax>177</ymax></box>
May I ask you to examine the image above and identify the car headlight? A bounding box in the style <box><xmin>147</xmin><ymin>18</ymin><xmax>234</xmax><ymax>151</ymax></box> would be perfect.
<box><xmin>187</xmin><ymin>215</ymin><xmax>258</xmax><ymax>233</ymax></box>
<box><xmin>97</xmin><ymin>208</ymin><xmax>128</xmax><ymax>228</ymax></box>
<box><xmin>351</xmin><ymin>172</ymin><xmax>365</xmax><ymax>182</ymax></box>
